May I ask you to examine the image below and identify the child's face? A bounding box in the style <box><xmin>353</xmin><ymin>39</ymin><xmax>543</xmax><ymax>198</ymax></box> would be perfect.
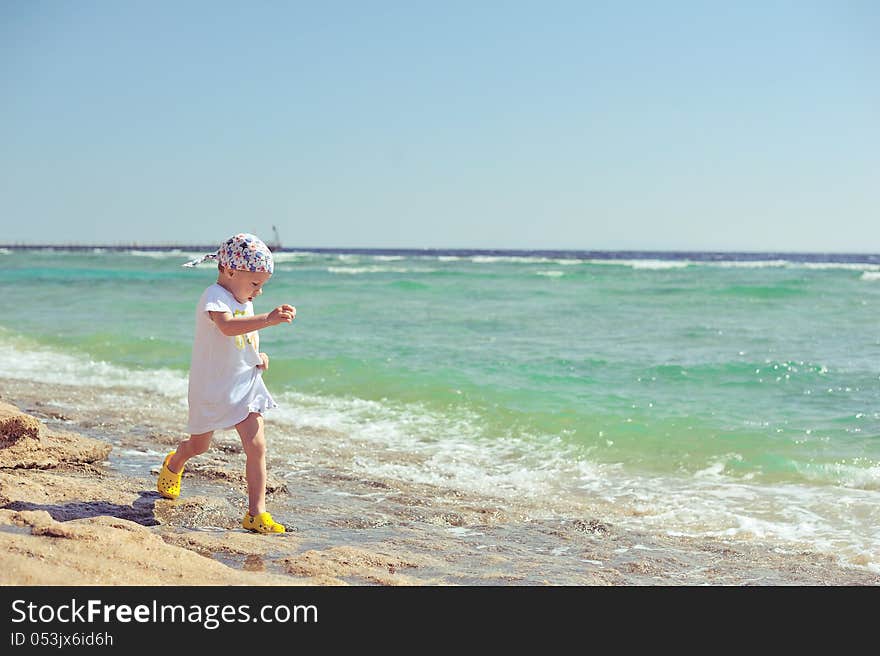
<box><xmin>218</xmin><ymin>266</ymin><xmax>272</xmax><ymax>304</ymax></box>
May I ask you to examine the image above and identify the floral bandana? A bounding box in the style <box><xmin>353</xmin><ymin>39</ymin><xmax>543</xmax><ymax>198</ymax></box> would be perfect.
<box><xmin>182</xmin><ymin>233</ymin><xmax>274</xmax><ymax>274</ymax></box>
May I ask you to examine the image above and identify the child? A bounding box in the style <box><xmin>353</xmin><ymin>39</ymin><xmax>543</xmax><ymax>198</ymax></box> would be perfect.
<box><xmin>157</xmin><ymin>233</ymin><xmax>296</xmax><ymax>534</ymax></box>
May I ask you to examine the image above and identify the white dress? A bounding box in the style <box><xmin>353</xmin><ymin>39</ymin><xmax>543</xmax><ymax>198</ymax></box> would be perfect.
<box><xmin>186</xmin><ymin>283</ymin><xmax>277</xmax><ymax>434</ymax></box>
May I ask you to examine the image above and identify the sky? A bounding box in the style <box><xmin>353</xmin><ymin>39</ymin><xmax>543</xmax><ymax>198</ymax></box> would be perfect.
<box><xmin>1</xmin><ymin>1</ymin><xmax>878</xmax><ymax>252</ymax></box>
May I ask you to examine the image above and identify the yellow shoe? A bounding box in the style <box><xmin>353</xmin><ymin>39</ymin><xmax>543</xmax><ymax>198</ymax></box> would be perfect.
<box><xmin>242</xmin><ymin>511</ymin><xmax>286</xmax><ymax>534</ymax></box>
<box><xmin>157</xmin><ymin>451</ymin><xmax>183</xmax><ymax>499</ymax></box>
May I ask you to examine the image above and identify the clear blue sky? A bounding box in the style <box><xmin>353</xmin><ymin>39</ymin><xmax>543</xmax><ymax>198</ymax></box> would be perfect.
<box><xmin>1</xmin><ymin>1</ymin><xmax>877</xmax><ymax>251</ymax></box>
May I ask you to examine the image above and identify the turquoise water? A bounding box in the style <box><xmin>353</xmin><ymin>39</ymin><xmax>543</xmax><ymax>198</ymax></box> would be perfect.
<box><xmin>1</xmin><ymin>248</ymin><xmax>879</xmax><ymax>568</ymax></box>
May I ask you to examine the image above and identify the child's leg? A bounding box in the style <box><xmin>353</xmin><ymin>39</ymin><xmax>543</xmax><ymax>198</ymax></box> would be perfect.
<box><xmin>168</xmin><ymin>431</ymin><xmax>213</xmax><ymax>473</ymax></box>
<box><xmin>235</xmin><ymin>412</ymin><xmax>267</xmax><ymax>516</ymax></box>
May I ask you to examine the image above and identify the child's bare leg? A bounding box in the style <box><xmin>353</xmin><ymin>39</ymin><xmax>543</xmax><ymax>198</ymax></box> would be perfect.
<box><xmin>235</xmin><ymin>413</ymin><xmax>267</xmax><ymax>516</ymax></box>
<box><xmin>168</xmin><ymin>431</ymin><xmax>213</xmax><ymax>473</ymax></box>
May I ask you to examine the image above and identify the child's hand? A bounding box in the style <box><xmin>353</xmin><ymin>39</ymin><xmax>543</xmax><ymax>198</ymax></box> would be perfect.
<box><xmin>257</xmin><ymin>352</ymin><xmax>269</xmax><ymax>370</ymax></box>
<box><xmin>267</xmin><ymin>304</ymin><xmax>296</xmax><ymax>326</ymax></box>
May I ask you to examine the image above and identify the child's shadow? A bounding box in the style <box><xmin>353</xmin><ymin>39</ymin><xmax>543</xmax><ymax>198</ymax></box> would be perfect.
<box><xmin>4</xmin><ymin>491</ymin><xmax>160</xmax><ymax>527</ymax></box>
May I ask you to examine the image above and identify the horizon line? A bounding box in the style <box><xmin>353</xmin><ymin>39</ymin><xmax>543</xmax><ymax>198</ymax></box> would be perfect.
<box><xmin>1</xmin><ymin>243</ymin><xmax>879</xmax><ymax>257</ymax></box>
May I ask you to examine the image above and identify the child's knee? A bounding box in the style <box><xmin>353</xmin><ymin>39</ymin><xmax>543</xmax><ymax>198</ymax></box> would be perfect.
<box><xmin>244</xmin><ymin>435</ymin><xmax>267</xmax><ymax>458</ymax></box>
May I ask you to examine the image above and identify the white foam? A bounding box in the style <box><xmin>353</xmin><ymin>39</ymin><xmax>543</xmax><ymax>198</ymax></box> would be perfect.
<box><xmin>269</xmin><ymin>390</ymin><xmax>609</xmax><ymax>502</ymax></box>
<box><xmin>103</xmin><ymin>249</ymin><xmax>880</xmax><ymax>277</ymax></box>
<box><xmin>586</xmin><ymin>259</ymin><xmax>692</xmax><ymax>270</ymax></box>
<box><xmin>127</xmin><ymin>249</ymin><xmax>188</xmax><ymax>258</ymax></box>
<box><xmin>800</xmin><ymin>262</ymin><xmax>880</xmax><ymax>271</ymax></box>
<box><xmin>693</xmin><ymin>460</ymin><xmax>728</xmax><ymax>479</ymax></box>
<box><xmin>0</xmin><ymin>335</ymin><xmax>187</xmax><ymax>398</ymax></box>
<box><xmin>579</xmin><ymin>258</ymin><xmax>880</xmax><ymax>273</ymax></box>
<box><xmin>711</xmin><ymin>260</ymin><xmax>880</xmax><ymax>273</ymax></box>
<box><xmin>470</xmin><ymin>255</ymin><xmax>556</xmax><ymax>264</ymax></box>
<box><xmin>582</xmin><ymin>468</ymin><xmax>880</xmax><ymax>572</ymax></box>
<box><xmin>629</xmin><ymin>260</ymin><xmax>692</xmax><ymax>269</ymax></box>
<box><xmin>326</xmin><ymin>266</ymin><xmax>436</xmax><ymax>275</ymax></box>
<box><xmin>792</xmin><ymin>461</ymin><xmax>880</xmax><ymax>491</ymax></box>
<box><xmin>710</xmin><ymin>260</ymin><xmax>789</xmax><ymax>268</ymax></box>
<box><xmin>270</xmin><ymin>251</ymin><xmax>325</xmax><ymax>263</ymax></box>
<box><xmin>536</xmin><ymin>271</ymin><xmax>564</xmax><ymax>278</ymax></box>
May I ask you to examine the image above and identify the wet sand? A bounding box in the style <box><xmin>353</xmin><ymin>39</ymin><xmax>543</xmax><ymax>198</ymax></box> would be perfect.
<box><xmin>1</xmin><ymin>377</ymin><xmax>878</xmax><ymax>586</ymax></box>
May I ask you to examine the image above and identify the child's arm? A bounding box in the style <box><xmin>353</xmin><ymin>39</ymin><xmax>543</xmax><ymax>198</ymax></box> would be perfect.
<box><xmin>210</xmin><ymin>304</ymin><xmax>295</xmax><ymax>337</ymax></box>
<box><xmin>255</xmin><ymin>327</ymin><xmax>267</xmax><ymax>369</ymax></box>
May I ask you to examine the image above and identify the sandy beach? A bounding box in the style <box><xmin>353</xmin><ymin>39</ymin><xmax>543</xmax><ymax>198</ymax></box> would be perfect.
<box><xmin>1</xmin><ymin>377</ymin><xmax>877</xmax><ymax>587</ymax></box>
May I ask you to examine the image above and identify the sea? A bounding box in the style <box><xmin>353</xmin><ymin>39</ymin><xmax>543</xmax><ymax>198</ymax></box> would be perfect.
<box><xmin>1</xmin><ymin>246</ymin><xmax>879</xmax><ymax>575</ymax></box>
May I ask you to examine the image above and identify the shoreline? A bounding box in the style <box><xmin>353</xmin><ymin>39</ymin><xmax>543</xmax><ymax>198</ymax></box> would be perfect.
<box><xmin>2</xmin><ymin>377</ymin><xmax>878</xmax><ymax>585</ymax></box>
